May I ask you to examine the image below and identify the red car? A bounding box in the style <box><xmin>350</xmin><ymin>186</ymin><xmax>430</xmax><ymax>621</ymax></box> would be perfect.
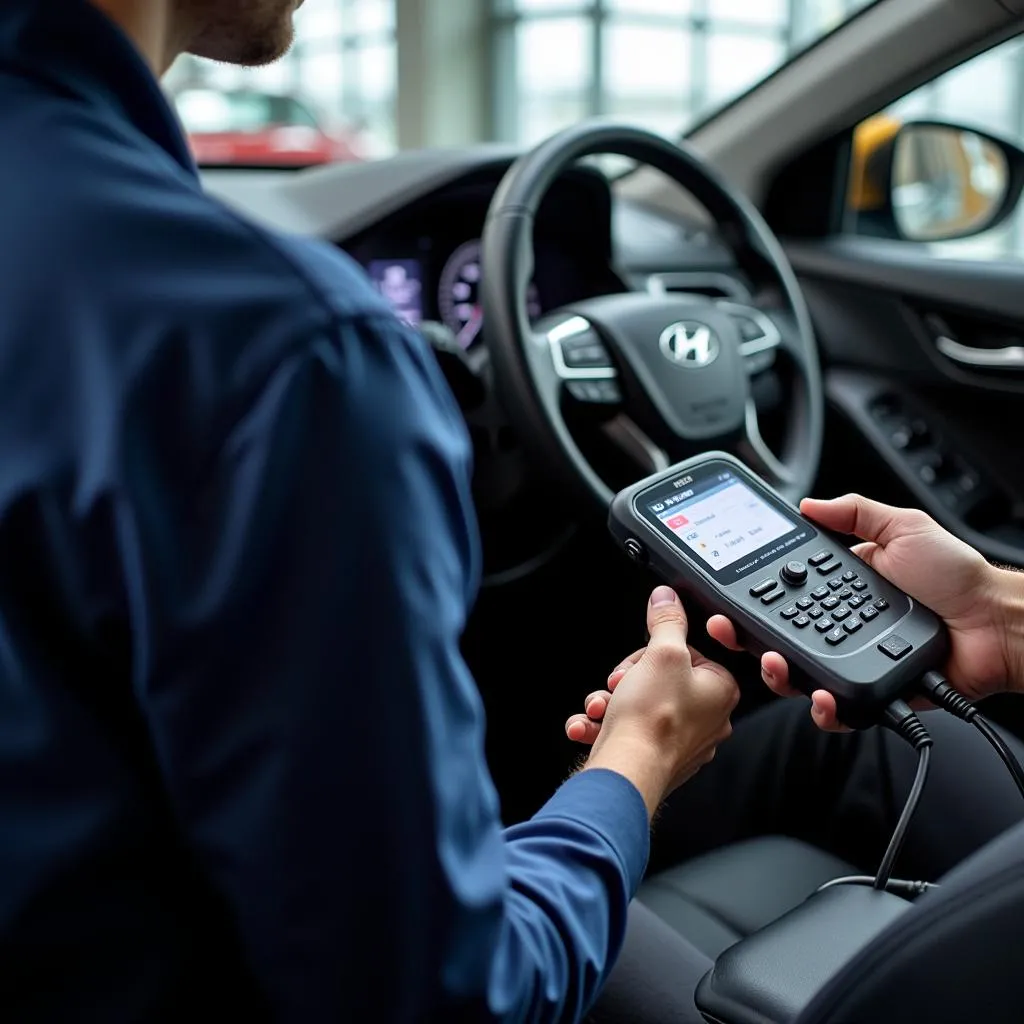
<box><xmin>173</xmin><ymin>88</ymin><xmax>362</xmax><ymax>167</ymax></box>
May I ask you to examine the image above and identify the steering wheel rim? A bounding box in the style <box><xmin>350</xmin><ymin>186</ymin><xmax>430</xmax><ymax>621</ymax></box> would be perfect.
<box><xmin>480</xmin><ymin>120</ymin><xmax>824</xmax><ymax>507</ymax></box>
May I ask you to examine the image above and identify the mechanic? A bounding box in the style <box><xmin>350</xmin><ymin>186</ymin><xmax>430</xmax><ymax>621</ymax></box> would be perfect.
<box><xmin>574</xmin><ymin>492</ymin><xmax>1024</xmax><ymax>1024</ymax></box>
<box><xmin>0</xmin><ymin>1</ymin><xmax>741</xmax><ymax>1021</ymax></box>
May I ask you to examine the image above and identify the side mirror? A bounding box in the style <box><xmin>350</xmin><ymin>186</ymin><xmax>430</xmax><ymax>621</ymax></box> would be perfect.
<box><xmin>849</xmin><ymin>118</ymin><xmax>1024</xmax><ymax>242</ymax></box>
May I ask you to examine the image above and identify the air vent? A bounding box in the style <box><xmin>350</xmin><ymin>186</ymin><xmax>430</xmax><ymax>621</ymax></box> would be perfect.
<box><xmin>646</xmin><ymin>272</ymin><xmax>750</xmax><ymax>301</ymax></box>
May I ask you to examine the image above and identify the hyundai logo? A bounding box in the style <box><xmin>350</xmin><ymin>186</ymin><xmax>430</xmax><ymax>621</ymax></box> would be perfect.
<box><xmin>659</xmin><ymin>321</ymin><xmax>720</xmax><ymax>368</ymax></box>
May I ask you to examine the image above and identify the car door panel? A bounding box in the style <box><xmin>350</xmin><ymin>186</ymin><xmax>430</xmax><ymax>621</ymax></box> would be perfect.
<box><xmin>784</xmin><ymin>239</ymin><xmax>1024</xmax><ymax>568</ymax></box>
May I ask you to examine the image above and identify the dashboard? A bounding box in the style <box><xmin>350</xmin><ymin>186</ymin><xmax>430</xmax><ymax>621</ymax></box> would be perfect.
<box><xmin>342</xmin><ymin>168</ymin><xmax>627</xmax><ymax>349</ymax></box>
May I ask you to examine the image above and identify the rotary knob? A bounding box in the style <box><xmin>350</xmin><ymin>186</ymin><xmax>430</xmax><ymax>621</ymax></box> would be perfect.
<box><xmin>781</xmin><ymin>560</ymin><xmax>808</xmax><ymax>586</ymax></box>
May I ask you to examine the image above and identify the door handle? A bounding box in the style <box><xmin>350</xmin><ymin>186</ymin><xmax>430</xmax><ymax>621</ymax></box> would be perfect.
<box><xmin>935</xmin><ymin>335</ymin><xmax>1024</xmax><ymax>369</ymax></box>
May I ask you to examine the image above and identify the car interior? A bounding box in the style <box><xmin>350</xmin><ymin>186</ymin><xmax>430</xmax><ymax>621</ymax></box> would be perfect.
<box><xmin>196</xmin><ymin>0</ymin><xmax>1024</xmax><ymax>1018</ymax></box>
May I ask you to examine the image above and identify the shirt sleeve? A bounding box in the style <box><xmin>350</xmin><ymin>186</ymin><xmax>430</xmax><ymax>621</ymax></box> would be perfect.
<box><xmin>116</xmin><ymin>312</ymin><xmax>650</xmax><ymax>1022</ymax></box>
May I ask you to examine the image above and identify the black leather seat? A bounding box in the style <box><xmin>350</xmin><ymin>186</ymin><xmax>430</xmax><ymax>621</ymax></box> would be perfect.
<box><xmin>637</xmin><ymin>837</ymin><xmax>855</xmax><ymax>959</ymax></box>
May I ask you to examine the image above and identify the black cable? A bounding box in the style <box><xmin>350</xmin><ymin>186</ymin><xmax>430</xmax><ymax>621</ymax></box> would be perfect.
<box><xmin>919</xmin><ymin>670</ymin><xmax>1024</xmax><ymax>802</ymax></box>
<box><xmin>816</xmin><ymin>875</ymin><xmax>938</xmax><ymax>898</ymax></box>
<box><xmin>875</xmin><ymin>700</ymin><xmax>933</xmax><ymax>891</ymax></box>
<box><xmin>974</xmin><ymin>716</ymin><xmax>1024</xmax><ymax>799</ymax></box>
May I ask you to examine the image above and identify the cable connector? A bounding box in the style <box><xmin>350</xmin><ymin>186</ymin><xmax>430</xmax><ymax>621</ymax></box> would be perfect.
<box><xmin>919</xmin><ymin>670</ymin><xmax>978</xmax><ymax>722</ymax></box>
<box><xmin>817</xmin><ymin>875</ymin><xmax>938</xmax><ymax>899</ymax></box>
<box><xmin>881</xmin><ymin>699</ymin><xmax>933</xmax><ymax>752</ymax></box>
<box><xmin>916</xmin><ymin>671</ymin><xmax>1024</xmax><ymax>801</ymax></box>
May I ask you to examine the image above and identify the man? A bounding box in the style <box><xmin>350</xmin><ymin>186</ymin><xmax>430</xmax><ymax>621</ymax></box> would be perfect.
<box><xmin>573</xmin><ymin>493</ymin><xmax>1024</xmax><ymax>1023</ymax></box>
<box><xmin>0</xmin><ymin>1</ymin><xmax>740</xmax><ymax>1021</ymax></box>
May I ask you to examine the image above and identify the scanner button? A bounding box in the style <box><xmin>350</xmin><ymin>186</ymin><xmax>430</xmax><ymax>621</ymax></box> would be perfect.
<box><xmin>879</xmin><ymin>635</ymin><xmax>913</xmax><ymax>661</ymax></box>
<box><xmin>750</xmin><ymin>579</ymin><xmax>778</xmax><ymax>597</ymax></box>
<box><xmin>826</xmin><ymin>628</ymin><xmax>848</xmax><ymax>647</ymax></box>
<box><xmin>781</xmin><ymin>606</ymin><xmax>800</xmax><ymax>620</ymax></box>
<box><xmin>796</xmin><ymin>597</ymin><xmax>814</xmax><ymax>611</ymax></box>
<box><xmin>815</xmin><ymin>617</ymin><xmax>834</xmax><ymax>633</ymax></box>
<box><xmin>821</xmin><ymin>596</ymin><xmax>840</xmax><ymax>611</ymax></box>
<box><xmin>811</xmin><ymin>586</ymin><xmax>829</xmax><ymax>601</ymax></box>
<box><xmin>849</xmin><ymin>595</ymin><xmax>866</xmax><ymax>609</ymax></box>
<box><xmin>842</xmin><ymin>571</ymin><xmax>857</xmax><ymax>582</ymax></box>
<box><xmin>874</xmin><ymin>599</ymin><xmax>890</xmax><ymax>613</ymax></box>
<box><xmin>761</xmin><ymin>589</ymin><xmax>787</xmax><ymax>606</ymax></box>
<box><xmin>624</xmin><ymin>538</ymin><xmax>647</xmax><ymax>564</ymax></box>
<box><xmin>827</xmin><ymin>578</ymin><xmax>844</xmax><ymax>591</ymax></box>
<box><xmin>808</xmin><ymin>607</ymin><xmax>824</xmax><ymax>620</ymax></box>
<box><xmin>839</xmin><ymin>589</ymin><xmax>853</xmax><ymax>601</ymax></box>
<box><xmin>861</xmin><ymin>606</ymin><xmax>879</xmax><ymax>622</ymax></box>
<box><xmin>808</xmin><ymin>551</ymin><xmax>832</xmax><ymax>567</ymax></box>
<box><xmin>818</xmin><ymin>560</ymin><xmax>843</xmax><ymax>576</ymax></box>
<box><xmin>832</xmin><ymin>606</ymin><xmax>852</xmax><ymax>621</ymax></box>
<box><xmin>781</xmin><ymin>561</ymin><xmax>808</xmax><ymax>586</ymax></box>
<box><xmin>844</xmin><ymin>618</ymin><xmax>863</xmax><ymax>635</ymax></box>
<box><xmin>852</xmin><ymin>580</ymin><xmax>869</xmax><ymax>592</ymax></box>
<box><xmin>793</xmin><ymin>615</ymin><xmax>811</xmax><ymax>629</ymax></box>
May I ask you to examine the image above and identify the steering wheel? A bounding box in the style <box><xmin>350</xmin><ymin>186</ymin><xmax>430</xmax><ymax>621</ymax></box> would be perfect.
<box><xmin>480</xmin><ymin>122</ymin><xmax>824</xmax><ymax>507</ymax></box>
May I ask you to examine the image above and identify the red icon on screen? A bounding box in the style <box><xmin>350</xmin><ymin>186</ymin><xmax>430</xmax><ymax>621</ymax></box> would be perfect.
<box><xmin>667</xmin><ymin>514</ymin><xmax>689</xmax><ymax>529</ymax></box>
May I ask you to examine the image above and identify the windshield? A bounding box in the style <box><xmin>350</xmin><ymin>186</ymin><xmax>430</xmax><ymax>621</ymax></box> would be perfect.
<box><xmin>164</xmin><ymin>0</ymin><xmax>878</xmax><ymax>167</ymax></box>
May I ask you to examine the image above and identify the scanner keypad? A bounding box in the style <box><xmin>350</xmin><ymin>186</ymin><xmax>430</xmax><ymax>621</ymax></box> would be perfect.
<box><xmin>769</xmin><ymin>554</ymin><xmax>892</xmax><ymax>648</ymax></box>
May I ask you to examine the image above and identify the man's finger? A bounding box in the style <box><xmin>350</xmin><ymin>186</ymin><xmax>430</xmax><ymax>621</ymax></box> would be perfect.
<box><xmin>645</xmin><ymin>586</ymin><xmax>688</xmax><ymax>649</ymax></box>
<box><xmin>584</xmin><ymin>692</ymin><xmax>610</xmax><ymax>720</ymax></box>
<box><xmin>609</xmin><ymin>649</ymin><xmax>645</xmax><ymax>684</ymax></box>
<box><xmin>706</xmin><ymin>615</ymin><xmax>743</xmax><ymax>652</ymax></box>
<box><xmin>809</xmin><ymin>691</ymin><xmax>851</xmax><ymax>733</ymax></box>
<box><xmin>566</xmin><ymin>715</ymin><xmax>602</xmax><ymax>745</ymax></box>
<box><xmin>799</xmin><ymin>494</ymin><xmax>903</xmax><ymax>546</ymax></box>
<box><xmin>760</xmin><ymin>651</ymin><xmax>800</xmax><ymax>697</ymax></box>
<box><xmin>850</xmin><ymin>541</ymin><xmax>881</xmax><ymax>570</ymax></box>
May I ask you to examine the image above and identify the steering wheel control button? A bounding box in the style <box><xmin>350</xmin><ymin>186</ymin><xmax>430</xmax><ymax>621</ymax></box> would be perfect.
<box><xmin>826</xmin><ymin>628</ymin><xmax>848</xmax><ymax>647</ymax></box>
<box><xmin>808</xmin><ymin>551</ymin><xmax>832</xmax><ymax>567</ymax></box>
<box><xmin>562</xmin><ymin>340</ymin><xmax>613</xmax><ymax>369</ymax></box>
<box><xmin>844</xmin><ymin>618</ymin><xmax>863</xmax><ymax>635</ymax></box>
<box><xmin>567</xmin><ymin>380</ymin><xmax>621</xmax><ymax>404</ymax></box>
<box><xmin>780</xmin><ymin>561</ymin><xmax>808</xmax><ymax>586</ymax></box>
<box><xmin>861</xmin><ymin>606</ymin><xmax>879</xmax><ymax>622</ymax></box>
<box><xmin>623</xmin><ymin>538</ymin><xmax>647</xmax><ymax>565</ymax></box>
<box><xmin>793</xmin><ymin>615</ymin><xmax>811</xmax><ymax>629</ymax></box>
<box><xmin>879</xmin><ymin>635</ymin><xmax>913</xmax><ymax>661</ymax></box>
<box><xmin>852</xmin><ymin>580</ymin><xmax>868</xmax><ymax>592</ymax></box>
<box><xmin>781</xmin><ymin>606</ymin><xmax>800</xmax><ymax>620</ymax></box>
<box><xmin>832</xmin><ymin>606</ymin><xmax>852</xmax><ymax>621</ymax></box>
<box><xmin>874</xmin><ymin>598</ymin><xmax>890</xmax><ymax>612</ymax></box>
<box><xmin>761</xmin><ymin>589</ymin><xmax>786</xmax><ymax>606</ymax></box>
<box><xmin>815</xmin><ymin>617</ymin><xmax>835</xmax><ymax>633</ymax></box>
<box><xmin>750</xmin><ymin>579</ymin><xmax>778</xmax><ymax>597</ymax></box>
<box><xmin>810</xmin><ymin>586</ymin><xmax>829</xmax><ymax>601</ymax></box>
<box><xmin>796</xmin><ymin>597</ymin><xmax>814</xmax><ymax>611</ymax></box>
<box><xmin>818</xmin><ymin>560</ymin><xmax>843</xmax><ymax>576</ymax></box>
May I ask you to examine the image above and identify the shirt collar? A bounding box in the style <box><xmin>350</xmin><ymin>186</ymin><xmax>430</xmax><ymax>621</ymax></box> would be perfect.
<box><xmin>0</xmin><ymin>0</ymin><xmax>197</xmax><ymax>176</ymax></box>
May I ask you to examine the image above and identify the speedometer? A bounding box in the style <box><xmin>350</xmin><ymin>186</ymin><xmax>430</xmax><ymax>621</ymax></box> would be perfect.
<box><xmin>438</xmin><ymin>239</ymin><xmax>541</xmax><ymax>350</ymax></box>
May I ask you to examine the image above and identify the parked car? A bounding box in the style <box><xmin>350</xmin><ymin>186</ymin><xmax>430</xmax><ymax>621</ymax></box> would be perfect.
<box><xmin>173</xmin><ymin>87</ymin><xmax>362</xmax><ymax>167</ymax></box>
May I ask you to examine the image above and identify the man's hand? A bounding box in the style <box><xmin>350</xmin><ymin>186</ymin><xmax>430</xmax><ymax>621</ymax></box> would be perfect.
<box><xmin>565</xmin><ymin>586</ymin><xmax>740</xmax><ymax>817</ymax></box>
<box><xmin>706</xmin><ymin>493</ymin><xmax>1023</xmax><ymax>731</ymax></box>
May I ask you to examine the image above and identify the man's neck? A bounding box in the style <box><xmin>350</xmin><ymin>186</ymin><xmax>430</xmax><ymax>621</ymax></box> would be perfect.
<box><xmin>89</xmin><ymin>0</ymin><xmax>180</xmax><ymax>75</ymax></box>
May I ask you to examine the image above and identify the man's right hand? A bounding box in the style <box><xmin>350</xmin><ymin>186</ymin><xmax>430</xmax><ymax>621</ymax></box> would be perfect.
<box><xmin>707</xmin><ymin>493</ymin><xmax>1024</xmax><ymax>731</ymax></box>
<box><xmin>569</xmin><ymin>586</ymin><xmax>740</xmax><ymax>818</ymax></box>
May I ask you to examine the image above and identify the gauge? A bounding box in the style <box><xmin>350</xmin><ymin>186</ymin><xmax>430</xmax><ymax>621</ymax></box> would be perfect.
<box><xmin>438</xmin><ymin>239</ymin><xmax>541</xmax><ymax>350</ymax></box>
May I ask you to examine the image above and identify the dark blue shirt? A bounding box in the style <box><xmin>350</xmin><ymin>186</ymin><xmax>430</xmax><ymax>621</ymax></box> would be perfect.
<box><xmin>0</xmin><ymin>1</ymin><xmax>649</xmax><ymax>1020</ymax></box>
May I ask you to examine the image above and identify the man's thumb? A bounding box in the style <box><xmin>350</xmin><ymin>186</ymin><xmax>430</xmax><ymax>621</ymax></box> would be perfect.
<box><xmin>800</xmin><ymin>493</ymin><xmax>899</xmax><ymax>545</ymax></box>
<box><xmin>646</xmin><ymin>586</ymin><xmax>688</xmax><ymax>645</ymax></box>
